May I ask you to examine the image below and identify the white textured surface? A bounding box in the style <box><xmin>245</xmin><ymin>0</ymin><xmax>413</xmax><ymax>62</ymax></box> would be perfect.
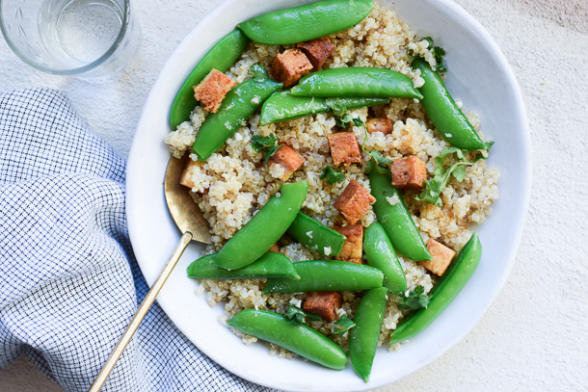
<box><xmin>0</xmin><ymin>0</ymin><xmax>587</xmax><ymax>391</ymax></box>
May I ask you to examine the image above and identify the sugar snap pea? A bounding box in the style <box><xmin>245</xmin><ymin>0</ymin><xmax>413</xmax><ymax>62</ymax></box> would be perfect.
<box><xmin>187</xmin><ymin>252</ymin><xmax>299</xmax><ymax>280</ymax></box>
<box><xmin>237</xmin><ymin>0</ymin><xmax>373</xmax><ymax>45</ymax></box>
<box><xmin>169</xmin><ymin>30</ymin><xmax>249</xmax><ymax>129</ymax></box>
<box><xmin>228</xmin><ymin>309</ymin><xmax>347</xmax><ymax>370</ymax></box>
<box><xmin>260</xmin><ymin>91</ymin><xmax>389</xmax><ymax>124</ymax></box>
<box><xmin>215</xmin><ymin>181</ymin><xmax>308</xmax><ymax>271</ymax></box>
<box><xmin>290</xmin><ymin>67</ymin><xmax>423</xmax><ymax>99</ymax></box>
<box><xmin>363</xmin><ymin>222</ymin><xmax>407</xmax><ymax>292</ymax></box>
<box><xmin>287</xmin><ymin>212</ymin><xmax>345</xmax><ymax>257</ymax></box>
<box><xmin>349</xmin><ymin>287</ymin><xmax>388</xmax><ymax>382</ymax></box>
<box><xmin>389</xmin><ymin>233</ymin><xmax>482</xmax><ymax>343</ymax></box>
<box><xmin>413</xmin><ymin>58</ymin><xmax>488</xmax><ymax>150</ymax></box>
<box><xmin>368</xmin><ymin>165</ymin><xmax>431</xmax><ymax>261</ymax></box>
<box><xmin>192</xmin><ymin>64</ymin><xmax>282</xmax><ymax>161</ymax></box>
<box><xmin>263</xmin><ymin>260</ymin><xmax>383</xmax><ymax>293</ymax></box>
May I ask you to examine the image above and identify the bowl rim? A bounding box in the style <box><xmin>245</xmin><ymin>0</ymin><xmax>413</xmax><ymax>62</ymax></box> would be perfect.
<box><xmin>126</xmin><ymin>0</ymin><xmax>531</xmax><ymax>390</ymax></box>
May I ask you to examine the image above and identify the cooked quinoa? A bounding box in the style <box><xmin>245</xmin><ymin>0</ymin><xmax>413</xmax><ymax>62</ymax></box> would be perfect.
<box><xmin>164</xmin><ymin>3</ymin><xmax>499</xmax><ymax>354</ymax></box>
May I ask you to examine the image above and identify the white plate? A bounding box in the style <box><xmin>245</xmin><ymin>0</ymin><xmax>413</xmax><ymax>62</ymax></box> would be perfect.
<box><xmin>126</xmin><ymin>0</ymin><xmax>531</xmax><ymax>390</ymax></box>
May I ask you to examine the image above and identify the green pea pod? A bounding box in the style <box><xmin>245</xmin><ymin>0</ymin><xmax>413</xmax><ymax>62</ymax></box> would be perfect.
<box><xmin>263</xmin><ymin>260</ymin><xmax>383</xmax><ymax>293</ymax></box>
<box><xmin>169</xmin><ymin>30</ymin><xmax>250</xmax><ymax>129</ymax></box>
<box><xmin>187</xmin><ymin>252</ymin><xmax>300</xmax><ymax>280</ymax></box>
<box><xmin>349</xmin><ymin>287</ymin><xmax>388</xmax><ymax>382</ymax></box>
<box><xmin>413</xmin><ymin>58</ymin><xmax>488</xmax><ymax>150</ymax></box>
<box><xmin>228</xmin><ymin>309</ymin><xmax>347</xmax><ymax>370</ymax></box>
<box><xmin>368</xmin><ymin>166</ymin><xmax>431</xmax><ymax>261</ymax></box>
<box><xmin>287</xmin><ymin>212</ymin><xmax>345</xmax><ymax>257</ymax></box>
<box><xmin>260</xmin><ymin>91</ymin><xmax>389</xmax><ymax>124</ymax></box>
<box><xmin>237</xmin><ymin>0</ymin><xmax>373</xmax><ymax>45</ymax></box>
<box><xmin>192</xmin><ymin>66</ymin><xmax>283</xmax><ymax>161</ymax></box>
<box><xmin>290</xmin><ymin>67</ymin><xmax>423</xmax><ymax>99</ymax></box>
<box><xmin>215</xmin><ymin>181</ymin><xmax>308</xmax><ymax>271</ymax></box>
<box><xmin>363</xmin><ymin>222</ymin><xmax>407</xmax><ymax>292</ymax></box>
<box><xmin>390</xmin><ymin>233</ymin><xmax>482</xmax><ymax>343</ymax></box>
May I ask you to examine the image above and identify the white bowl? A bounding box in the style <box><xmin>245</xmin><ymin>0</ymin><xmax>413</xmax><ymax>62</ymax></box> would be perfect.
<box><xmin>126</xmin><ymin>0</ymin><xmax>531</xmax><ymax>390</ymax></box>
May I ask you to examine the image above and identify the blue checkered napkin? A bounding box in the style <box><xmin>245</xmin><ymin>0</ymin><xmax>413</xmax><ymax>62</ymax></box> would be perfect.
<box><xmin>0</xmin><ymin>89</ymin><xmax>271</xmax><ymax>392</ymax></box>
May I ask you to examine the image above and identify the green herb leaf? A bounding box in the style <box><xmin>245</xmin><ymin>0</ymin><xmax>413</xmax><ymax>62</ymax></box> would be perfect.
<box><xmin>333</xmin><ymin>111</ymin><xmax>365</xmax><ymax>130</ymax></box>
<box><xmin>320</xmin><ymin>165</ymin><xmax>345</xmax><ymax>185</ymax></box>
<box><xmin>368</xmin><ymin>150</ymin><xmax>392</xmax><ymax>166</ymax></box>
<box><xmin>332</xmin><ymin>315</ymin><xmax>356</xmax><ymax>335</ymax></box>
<box><xmin>396</xmin><ymin>286</ymin><xmax>430</xmax><ymax>310</ymax></box>
<box><xmin>423</xmin><ymin>37</ymin><xmax>447</xmax><ymax>72</ymax></box>
<box><xmin>452</xmin><ymin>164</ymin><xmax>467</xmax><ymax>182</ymax></box>
<box><xmin>416</xmin><ymin>147</ymin><xmax>481</xmax><ymax>206</ymax></box>
<box><xmin>334</xmin><ymin>113</ymin><xmax>352</xmax><ymax>129</ymax></box>
<box><xmin>284</xmin><ymin>304</ymin><xmax>321</xmax><ymax>324</ymax></box>
<box><xmin>284</xmin><ymin>304</ymin><xmax>306</xmax><ymax>324</ymax></box>
<box><xmin>325</xmin><ymin>99</ymin><xmax>348</xmax><ymax>114</ymax></box>
<box><xmin>250</xmin><ymin>63</ymin><xmax>269</xmax><ymax>80</ymax></box>
<box><xmin>251</xmin><ymin>134</ymin><xmax>279</xmax><ymax>162</ymax></box>
<box><xmin>352</xmin><ymin>118</ymin><xmax>365</xmax><ymax>127</ymax></box>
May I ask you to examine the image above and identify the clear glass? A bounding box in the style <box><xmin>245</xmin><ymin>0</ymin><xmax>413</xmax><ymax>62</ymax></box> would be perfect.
<box><xmin>0</xmin><ymin>0</ymin><xmax>139</xmax><ymax>79</ymax></box>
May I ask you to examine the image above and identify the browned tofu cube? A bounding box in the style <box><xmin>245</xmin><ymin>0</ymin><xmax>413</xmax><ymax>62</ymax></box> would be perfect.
<box><xmin>272</xmin><ymin>49</ymin><xmax>313</xmax><ymax>87</ymax></box>
<box><xmin>335</xmin><ymin>223</ymin><xmax>363</xmax><ymax>261</ymax></box>
<box><xmin>334</xmin><ymin>180</ymin><xmax>376</xmax><ymax>224</ymax></box>
<box><xmin>390</xmin><ymin>156</ymin><xmax>427</xmax><ymax>189</ymax></box>
<box><xmin>303</xmin><ymin>291</ymin><xmax>342</xmax><ymax>322</ymax></box>
<box><xmin>423</xmin><ymin>239</ymin><xmax>456</xmax><ymax>276</ymax></box>
<box><xmin>269</xmin><ymin>243</ymin><xmax>280</xmax><ymax>253</ymax></box>
<box><xmin>328</xmin><ymin>132</ymin><xmax>362</xmax><ymax>167</ymax></box>
<box><xmin>193</xmin><ymin>69</ymin><xmax>236</xmax><ymax>113</ymax></box>
<box><xmin>269</xmin><ymin>144</ymin><xmax>305</xmax><ymax>181</ymax></box>
<box><xmin>296</xmin><ymin>37</ymin><xmax>335</xmax><ymax>69</ymax></box>
<box><xmin>366</xmin><ymin>117</ymin><xmax>393</xmax><ymax>134</ymax></box>
<box><xmin>179</xmin><ymin>159</ymin><xmax>203</xmax><ymax>189</ymax></box>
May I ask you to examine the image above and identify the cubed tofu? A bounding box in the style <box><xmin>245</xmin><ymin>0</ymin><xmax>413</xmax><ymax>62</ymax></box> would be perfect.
<box><xmin>423</xmin><ymin>239</ymin><xmax>456</xmax><ymax>276</ymax></box>
<box><xmin>335</xmin><ymin>223</ymin><xmax>363</xmax><ymax>261</ymax></box>
<box><xmin>390</xmin><ymin>156</ymin><xmax>427</xmax><ymax>189</ymax></box>
<box><xmin>193</xmin><ymin>69</ymin><xmax>236</xmax><ymax>113</ymax></box>
<box><xmin>334</xmin><ymin>180</ymin><xmax>376</xmax><ymax>224</ymax></box>
<box><xmin>303</xmin><ymin>291</ymin><xmax>342</xmax><ymax>322</ymax></box>
<box><xmin>328</xmin><ymin>132</ymin><xmax>362</xmax><ymax>167</ymax></box>
<box><xmin>366</xmin><ymin>117</ymin><xmax>393</xmax><ymax>134</ymax></box>
<box><xmin>296</xmin><ymin>37</ymin><xmax>335</xmax><ymax>69</ymax></box>
<box><xmin>272</xmin><ymin>49</ymin><xmax>313</xmax><ymax>87</ymax></box>
<box><xmin>269</xmin><ymin>144</ymin><xmax>305</xmax><ymax>181</ymax></box>
<box><xmin>179</xmin><ymin>159</ymin><xmax>203</xmax><ymax>190</ymax></box>
<box><xmin>269</xmin><ymin>244</ymin><xmax>280</xmax><ymax>253</ymax></box>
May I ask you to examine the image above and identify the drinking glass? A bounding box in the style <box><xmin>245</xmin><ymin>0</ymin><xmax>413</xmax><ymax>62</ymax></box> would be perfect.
<box><xmin>0</xmin><ymin>0</ymin><xmax>139</xmax><ymax>79</ymax></box>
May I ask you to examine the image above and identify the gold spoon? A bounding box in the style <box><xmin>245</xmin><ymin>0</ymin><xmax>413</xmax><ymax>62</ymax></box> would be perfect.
<box><xmin>89</xmin><ymin>155</ymin><xmax>210</xmax><ymax>392</ymax></box>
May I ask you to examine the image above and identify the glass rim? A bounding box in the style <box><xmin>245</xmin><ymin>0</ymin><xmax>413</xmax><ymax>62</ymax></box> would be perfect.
<box><xmin>0</xmin><ymin>0</ymin><xmax>131</xmax><ymax>75</ymax></box>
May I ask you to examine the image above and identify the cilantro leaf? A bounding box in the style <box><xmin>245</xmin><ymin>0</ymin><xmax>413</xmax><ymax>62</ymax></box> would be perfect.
<box><xmin>416</xmin><ymin>147</ymin><xmax>482</xmax><ymax>206</ymax></box>
<box><xmin>320</xmin><ymin>165</ymin><xmax>345</xmax><ymax>185</ymax></box>
<box><xmin>332</xmin><ymin>315</ymin><xmax>356</xmax><ymax>335</ymax></box>
<box><xmin>423</xmin><ymin>37</ymin><xmax>447</xmax><ymax>72</ymax></box>
<box><xmin>250</xmin><ymin>63</ymin><xmax>269</xmax><ymax>80</ymax></box>
<box><xmin>334</xmin><ymin>113</ymin><xmax>353</xmax><ymax>129</ymax></box>
<box><xmin>325</xmin><ymin>99</ymin><xmax>348</xmax><ymax>113</ymax></box>
<box><xmin>333</xmin><ymin>112</ymin><xmax>365</xmax><ymax>130</ymax></box>
<box><xmin>368</xmin><ymin>150</ymin><xmax>392</xmax><ymax>166</ymax></box>
<box><xmin>352</xmin><ymin>118</ymin><xmax>365</xmax><ymax>127</ymax></box>
<box><xmin>396</xmin><ymin>286</ymin><xmax>430</xmax><ymax>310</ymax></box>
<box><xmin>251</xmin><ymin>134</ymin><xmax>279</xmax><ymax>162</ymax></box>
<box><xmin>284</xmin><ymin>304</ymin><xmax>321</xmax><ymax>324</ymax></box>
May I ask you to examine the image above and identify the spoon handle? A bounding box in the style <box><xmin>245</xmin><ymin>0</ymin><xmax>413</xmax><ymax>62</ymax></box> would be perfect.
<box><xmin>89</xmin><ymin>231</ymin><xmax>193</xmax><ymax>392</ymax></box>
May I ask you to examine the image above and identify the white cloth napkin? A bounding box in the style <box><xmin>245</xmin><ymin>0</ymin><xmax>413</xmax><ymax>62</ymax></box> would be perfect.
<box><xmin>0</xmin><ymin>89</ymin><xmax>270</xmax><ymax>392</ymax></box>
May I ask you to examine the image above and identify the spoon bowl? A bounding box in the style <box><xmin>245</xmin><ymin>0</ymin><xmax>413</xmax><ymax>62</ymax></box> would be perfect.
<box><xmin>164</xmin><ymin>156</ymin><xmax>211</xmax><ymax>243</ymax></box>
